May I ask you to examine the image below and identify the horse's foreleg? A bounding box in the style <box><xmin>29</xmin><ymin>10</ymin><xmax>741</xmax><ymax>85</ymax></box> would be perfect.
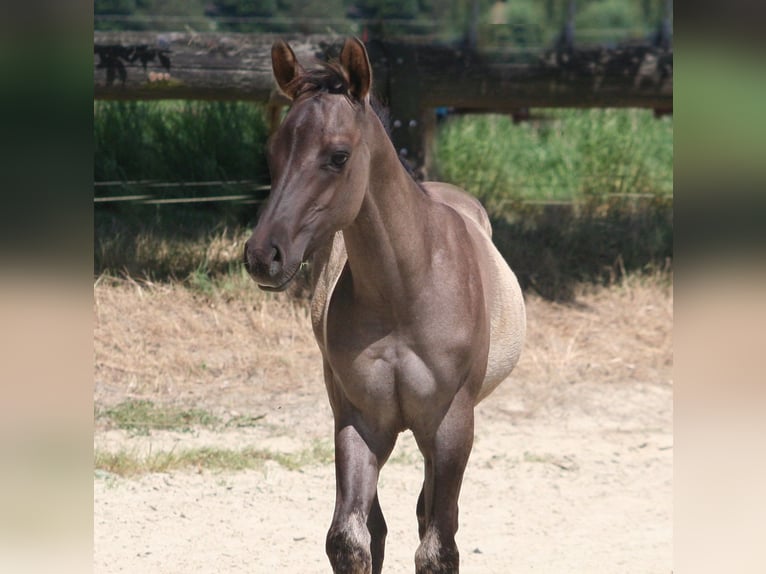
<box><xmin>416</xmin><ymin>457</ymin><xmax>433</xmax><ymax>540</ymax></box>
<box><xmin>414</xmin><ymin>390</ymin><xmax>475</xmax><ymax>574</ymax></box>
<box><xmin>326</xmin><ymin>421</ymin><xmax>394</xmax><ymax>574</ymax></box>
<box><xmin>367</xmin><ymin>493</ymin><xmax>387</xmax><ymax>574</ymax></box>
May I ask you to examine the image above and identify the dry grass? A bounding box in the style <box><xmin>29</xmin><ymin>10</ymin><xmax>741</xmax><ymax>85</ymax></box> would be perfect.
<box><xmin>507</xmin><ymin>270</ymin><xmax>673</xmax><ymax>415</ymax></box>
<box><xmin>518</xmin><ymin>272</ymin><xmax>672</xmax><ymax>384</ymax></box>
<box><xmin>95</xmin><ymin>224</ymin><xmax>253</xmax><ymax>281</ymax></box>
<box><xmin>94</xmin><ymin>271</ymin><xmax>672</xmax><ymax>421</ymax></box>
<box><xmin>93</xmin><ymin>273</ymin><xmax>321</xmax><ymax>416</ymax></box>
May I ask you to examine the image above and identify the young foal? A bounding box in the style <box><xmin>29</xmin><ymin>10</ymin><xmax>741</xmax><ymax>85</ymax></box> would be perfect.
<box><xmin>244</xmin><ymin>38</ymin><xmax>526</xmax><ymax>574</ymax></box>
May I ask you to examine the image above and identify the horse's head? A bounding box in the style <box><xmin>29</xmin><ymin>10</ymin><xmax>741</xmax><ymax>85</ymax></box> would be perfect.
<box><xmin>244</xmin><ymin>37</ymin><xmax>373</xmax><ymax>291</ymax></box>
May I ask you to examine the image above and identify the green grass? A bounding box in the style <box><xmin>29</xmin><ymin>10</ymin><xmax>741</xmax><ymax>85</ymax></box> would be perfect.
<box><xmin>94</xmin><ymin>100</ymin><xmax>270</xmax><ymax>184</ymax></box>
<box><xmin>94</xmin><ymin>103</ymin><xmax>672</xmax><ymax>207</ymax></box>
<box><xmin>96</xmin><ymin>399</ymin><xmax>272</xmax><ymax>434</ymax></box>
<box><xmin>95</xmin><ymin>441</ymin><xmax>334</xmax><ymax>476</ymax></box>
<box><xmin>433</xmin><ymin>109</ymin><xmax>673</xmax><ymax>213</ymax></box>
<box><xmin>97</xmin><ymin>399</ymin><xmax>223</xmax><ymax>434</ymax></box>
<box><xmin>94</xmin><ymin>399</ymin><xmax>333</xmax><ymax>476</ymax></box>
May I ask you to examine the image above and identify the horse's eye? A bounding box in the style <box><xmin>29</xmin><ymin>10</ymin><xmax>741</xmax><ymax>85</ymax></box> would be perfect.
<box><xmin>330</xmin><ymin>151</ymin><xmax>349</xmax><ymax>169</ymax></box>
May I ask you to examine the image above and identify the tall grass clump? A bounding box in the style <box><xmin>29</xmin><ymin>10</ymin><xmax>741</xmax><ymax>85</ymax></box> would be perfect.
<box><xmin>434</xmin><ymin>109</ymin><xmax>672</xmax><ymax>211</ymax></box>
<box><xmin>95</xmin><ymin>100</ymin><xmax>270</xmax><ymax>183</ymax></box>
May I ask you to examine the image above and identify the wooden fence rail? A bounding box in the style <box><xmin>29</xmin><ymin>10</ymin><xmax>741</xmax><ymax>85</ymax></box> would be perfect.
<box><xmin>94</xmin><ymin>31</ymin><xmax>672</xmax><ymax>173</ymax></box>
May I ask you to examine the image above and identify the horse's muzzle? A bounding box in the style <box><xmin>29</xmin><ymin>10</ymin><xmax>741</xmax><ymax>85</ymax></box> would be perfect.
<box><xmin>243</xmin><ymin>236</ymin><xmax>297</xmax><ymax>291</ymax></box>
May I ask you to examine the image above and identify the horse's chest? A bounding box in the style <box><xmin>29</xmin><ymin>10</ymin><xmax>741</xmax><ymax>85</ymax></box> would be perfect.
<box><xmin>324</xmin><ymin>315</ymin><xmax>474</xmax><ymax>428</ymax></box>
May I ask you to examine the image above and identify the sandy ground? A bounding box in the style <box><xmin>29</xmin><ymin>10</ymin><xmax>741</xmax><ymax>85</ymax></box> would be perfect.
<box><xmin>94</xmin><ymin>277</ymin><xmax>672</xmax><ymax>573</ymax></box>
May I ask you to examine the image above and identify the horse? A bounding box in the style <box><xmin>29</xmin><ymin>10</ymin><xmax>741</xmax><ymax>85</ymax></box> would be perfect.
<box><xmin>244</xmin><ymin>37</ymin><xmax>526</xmax><ymax>574</ymax></box>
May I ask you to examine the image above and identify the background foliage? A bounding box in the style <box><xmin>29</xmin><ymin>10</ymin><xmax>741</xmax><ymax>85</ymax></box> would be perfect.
<box><xmin>95</xmin><ymin>101</ymin><xmax>269</xmax><ymax>183</ymax></box>
<box><xmin>434</xmin><ymin>109</ymin><xmax>672</xmax><ymax>211</ymax></box>
<box><xmin>94</xmin><ymin>0</ymin><xmax>669</xmax><ymax>43</ymax></box>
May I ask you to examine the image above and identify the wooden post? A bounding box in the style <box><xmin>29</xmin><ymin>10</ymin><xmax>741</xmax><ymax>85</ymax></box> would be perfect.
<box><xmin>368</xmin><ymin>41</ymin><xmax>433</xmax><ymax>179</ymax></box>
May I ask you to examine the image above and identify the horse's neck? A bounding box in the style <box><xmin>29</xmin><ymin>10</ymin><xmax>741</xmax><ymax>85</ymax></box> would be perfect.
<box><xmin>342</xmin><ymin>125</ymin><xmax>433</xmax><ymax>310</ymax></box>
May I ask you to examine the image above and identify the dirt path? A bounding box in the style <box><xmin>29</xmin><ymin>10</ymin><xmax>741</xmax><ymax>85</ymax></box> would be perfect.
<box><xmin>94</xmin><ymin>277</ymin><xmax>672</xmax><ymax>573</ymax></box>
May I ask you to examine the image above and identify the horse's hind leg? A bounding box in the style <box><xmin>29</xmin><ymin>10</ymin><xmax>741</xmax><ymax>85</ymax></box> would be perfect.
<box><xmin>326</xmin><ymin>421</ymin><xmax>395</xmax><ymax>574</ymax></box>
<box><xmin>413</xmin><ymin>389</ymin><xmax>475</xmax><ymax>574</ymax></box>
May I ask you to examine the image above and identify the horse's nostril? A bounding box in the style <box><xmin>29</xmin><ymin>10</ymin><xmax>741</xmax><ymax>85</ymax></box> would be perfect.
<box><xmin>269</xmin><ymin>245</ymin><xmax>282</xmax><ymax>277</ymax></box>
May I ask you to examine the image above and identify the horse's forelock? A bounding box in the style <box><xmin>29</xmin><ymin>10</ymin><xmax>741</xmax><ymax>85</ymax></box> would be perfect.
<box><xmin>289</xmin><ymin>62</ymin><xmax>351</xmax><ymax>99</ymax></box>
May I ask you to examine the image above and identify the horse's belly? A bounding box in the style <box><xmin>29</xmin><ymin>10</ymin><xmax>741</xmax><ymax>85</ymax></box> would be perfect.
<box><xmin>424</xmin><ymin>182</ymin><xmax>526</xmax><ymax>403</ymax></box>
<box><xmin>477</xmin><ymin>241</ymin><xmax>526</xmax><ymax>402</ymax></box>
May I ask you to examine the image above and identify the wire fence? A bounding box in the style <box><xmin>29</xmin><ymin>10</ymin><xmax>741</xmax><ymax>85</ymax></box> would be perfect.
<box><xmin>94</xmin><ymin>180</ymin><xmax>271</xmax><ymax>205</ymax></box>
<box><xmin>94</xmin><ymin>180</ymin><xmax>671</xmax><ymax>207</ymax></box>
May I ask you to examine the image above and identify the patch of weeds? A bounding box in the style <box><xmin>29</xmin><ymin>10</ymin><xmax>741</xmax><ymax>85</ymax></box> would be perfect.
<box><xmin>94</xmin><ymin>440</ymin><xmax>335</xmax><ymax>477</ymax></box>
<box><xmin>224</xmin><ymin>414</ymin><xmax>267</xmax><ymax>428</ymax></box>
<box><xmin>97</xmin><ymin>399</ymin><xmax>221</xmax><ymax>435</ymax></box>
<box><xmin>186</xmin><ymin>261</ymin><xmax>261</xmax><ymax>299</ymax></box>
<box><xmin>95</xmin><ymin>450</ymin><xmax>151</xmax><ymax>476</ymax></box>
<box><xmin>187</xmin><ymin>264</ymin><xmax>216</xmax><ymax>295</ymax></box>
<box><xmin>95</xmin><ymin>447</ymin><xmax>266</xmax><ymax>476</ymax></box>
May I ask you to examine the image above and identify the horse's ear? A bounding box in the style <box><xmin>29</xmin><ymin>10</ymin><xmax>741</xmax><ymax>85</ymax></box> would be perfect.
<box><xmin>340</xmin><ymin>37</ymin><xmax>372</xmax><ymax>102</ymax></box>
<box><xmin>272</xmin><ymin>39</ymin><xmax>304</xmax><ymax>100</ymax></box>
